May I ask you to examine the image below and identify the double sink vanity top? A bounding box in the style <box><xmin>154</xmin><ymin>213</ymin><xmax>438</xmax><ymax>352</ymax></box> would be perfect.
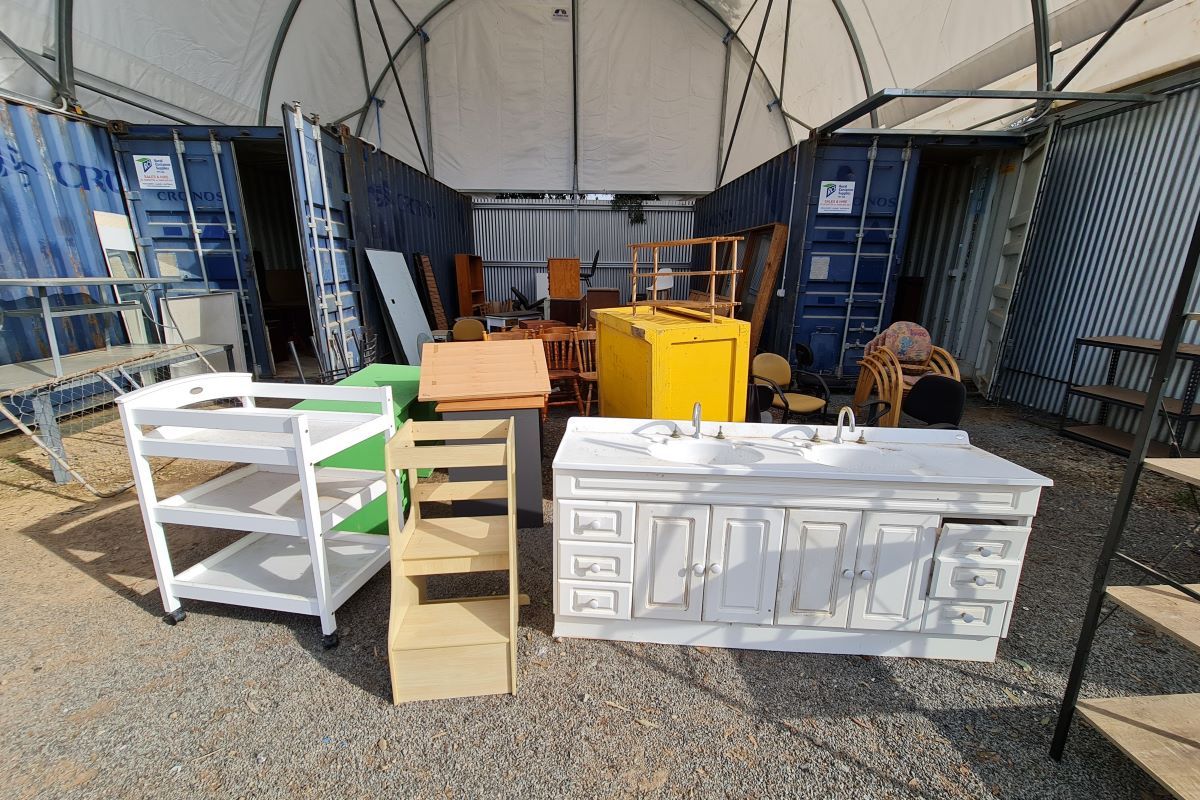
<box><xmin>553</xmin><ymin>417</ymin><xmax>1052</xmax><ymax>487</ymax></box>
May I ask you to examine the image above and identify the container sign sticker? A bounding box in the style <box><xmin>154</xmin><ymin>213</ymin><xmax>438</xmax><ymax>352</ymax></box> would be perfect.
<box><xmin>133</xmin><ymin>154</ymin><xmax>176</xmax><ymax>189</ymax></box>
<box><xmin>818</xmin><ymin>180</ymin><xmax>854</xmax><ymax>214</ymax></box>
<box><xmin>810</xmin><ymin>255</ymin><xmax>830</xmax><ymax>281</ymax></box>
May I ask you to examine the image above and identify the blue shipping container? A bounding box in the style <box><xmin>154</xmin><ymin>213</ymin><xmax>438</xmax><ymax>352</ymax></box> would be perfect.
<box><xmin>694</xmin><ymin>136</ymin><xmax>920</xmax><ymax>377</ymax></box>
<box><xmin>0</xmin><ymin>100</ymin><xmax>130</xmax><ymax>365</ymax></box>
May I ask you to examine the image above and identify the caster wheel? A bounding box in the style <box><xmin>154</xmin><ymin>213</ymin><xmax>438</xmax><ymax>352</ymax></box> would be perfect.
<box><xmin>321</xmin><ymin>632</ymin><xmax>339</xmax><ymax>649</ymax></box>
<box><xmin>163</xmin><ymin>608</ymin><xmax>186</xmax><ymax>626</ymax></box>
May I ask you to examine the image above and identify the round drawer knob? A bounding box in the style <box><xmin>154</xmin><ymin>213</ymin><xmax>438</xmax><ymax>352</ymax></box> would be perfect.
<box><xmin>977</xmin><ymin>547</ymin><xmax>994</xmax><ymax>557</ymax></box>
<box><xmin>961</xmin><ymin>612</ymin><xmax>976</xmax><ymax>623</ymax></box>
<box><xmin>588</xmin><ymin>563</ymin><xmax>602</xmax><ymax>574</ymax></box>
<box><xmin>974</xmin><ymin>576</ymin><xmax>988</xmax><ymax>586</ymax></box>
<box><xmin>858</xmin><ymin>569</ymin><xmax>874</xmax><ymax>580</ymax></box>
<box><xmin>585</xmin><ymin>598</ymin><xmax>600</xmax><ymax>609</ymax></box>
<box><xmin>842</xmin><ymin>569</ymin><xmax>854</xmax><ymax>579</ymax></box>
<box><xmin>692</xmin><ymin>563</ymin><xmax>705</xmax><ymax>576</ymax></box>
<box><xmin>709</xmin><ymin>563</ymin><xmax>723</xmax><ymax>576</ymax></box>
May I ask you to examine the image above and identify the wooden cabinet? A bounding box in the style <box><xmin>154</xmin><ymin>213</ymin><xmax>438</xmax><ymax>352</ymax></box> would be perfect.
<box><xmin>848</xmin><ymin>512</ymin><xmax>938</xmax><ymax>632</ymax></box>
<box><xmin>633</xmin><ymin>503</ymin><xmax>709</xmax><ymax>621</ymax></box>
<box><xmin>776</xmin><ymin>510</ymin><xmax>862</xmax><ymax>628</ymax></box>
<box><xmin>548</xmin><ymin>258</ymin><xmax>581</xmax><ymax>299</ymax></box>
<box><xmin>454</xmin><ymin>254</ymin><xmax>485</xmax><ymax>316</ymax></box>
<box><xmin>703</xmin><ymin>506</ymin><xmax>784</xmax><ymax>624</ymax></box>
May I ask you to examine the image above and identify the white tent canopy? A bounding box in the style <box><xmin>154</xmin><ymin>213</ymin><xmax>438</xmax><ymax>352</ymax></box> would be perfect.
<box><xmin>1</xmin><ymin>0</ymin><xmax>1196</xmax><ymax>192</ymax></box>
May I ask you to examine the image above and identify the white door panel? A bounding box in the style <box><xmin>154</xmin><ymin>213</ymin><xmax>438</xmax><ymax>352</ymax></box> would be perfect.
<box><xmin>776</xmin><ymin>510</ymin><xmax>862</xmax><ymax>628</ymax></box>
<box><xmin>849</xmin><ymin>512</ymin><xmax>938</xmax><ymax>631</ymax></box>
<box><xmin>633</xmin><ymin>504</ymin><xmax>709</xmax><ymax>621</ymax></box>
<box><xmin>703</xmin><ymin>506</ymin><xmax>785</xmax><ymax>624</ymax></box>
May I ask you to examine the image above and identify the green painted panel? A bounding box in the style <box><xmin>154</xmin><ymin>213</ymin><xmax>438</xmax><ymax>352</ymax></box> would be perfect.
<box><xmin>294</xmin><ymin>364</ymin><xmax>431</xmax><ymax>535</ymax></box>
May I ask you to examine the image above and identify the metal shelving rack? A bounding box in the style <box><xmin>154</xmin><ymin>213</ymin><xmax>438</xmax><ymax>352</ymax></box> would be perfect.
<box><xmin>116</xmin><ymin>372</ymin><xmax>396</xmax><ymax>648</ymax></box>
<box><xmin>1050</xmin><ymin>208</ymin><xmax>1200</xmax><ymax>798</ymax></box>
<box><xmin>1057</xmin><ymin>335</ymin><xmax>1200</xmax><ymax>458</ymax></box>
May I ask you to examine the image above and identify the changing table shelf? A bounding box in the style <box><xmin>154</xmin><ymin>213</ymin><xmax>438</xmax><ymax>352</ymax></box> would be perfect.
<box><xmin>142</xmin><ymin>408</ymin><xmax>388</xmax><ymax>465</ymax></box>
<box><xmin>173</xmin><ymin>531</ymin><xmax>390</xmax><ymax>617</ymax></box>
<box><xmin>154</xmin><ymin>465</ymin><xmax>386</xmax><ymax>536</ymax></box>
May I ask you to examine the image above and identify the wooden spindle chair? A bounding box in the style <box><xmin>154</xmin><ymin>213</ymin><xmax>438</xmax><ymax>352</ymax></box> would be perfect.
<box><xmin>572</xmin><ymin>330</ymin><xmax>598</xmax><ymax>416</ymax></box>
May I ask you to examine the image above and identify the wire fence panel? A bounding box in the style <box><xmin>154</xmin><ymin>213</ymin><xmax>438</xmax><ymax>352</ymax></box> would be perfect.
<box><xmin>0</xmin><ymin>345</ymin><xmax>232</xmax><ymax>497</ymax></box>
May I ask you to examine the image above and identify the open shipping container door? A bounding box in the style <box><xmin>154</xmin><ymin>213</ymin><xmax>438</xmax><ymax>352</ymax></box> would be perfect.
<box><xmin>110</xmin><ymin>125</ymin><xmax>272</xmax><ymax>375</ymax></box>
<box><xmin>282</xmin><ymin>104</ymin><xmax>361</xmax><ymax>375</ymax></box>
<box><xmin>975</xmin><ymin>125</ymin><xmax>1056</xmax><ymax>397</ymax></box>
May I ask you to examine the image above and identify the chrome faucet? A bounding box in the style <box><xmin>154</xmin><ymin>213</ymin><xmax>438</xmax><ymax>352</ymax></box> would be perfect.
<box><xmin>692</xmin><ymin>402</ymin><xmax>703</xmax><ymax>439</ymax></box>
<box><xmin>834</xmin><ymin>406</ymin><xmax>857</xmax><ymax>444</ymax></box>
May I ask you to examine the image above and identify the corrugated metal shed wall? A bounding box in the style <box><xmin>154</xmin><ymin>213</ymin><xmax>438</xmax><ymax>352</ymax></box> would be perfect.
<box><xmin>343</xmin><ymin>135</ymin><xmax>474</xmax><ymax>336</ymax></box>
<box><xmin>0</xmin><ymin>100</ymin><xmax>130</xmax><ymax>365</ymax></box>
<box><xmin>473</xmin><ymin>198</ymin><xmax>694</xmax><ymax>304</ymax></box>
<box><xmin>997</xmin><ymin>85</ymin><xmax>1200</xmax><ymax>445</ymax></box>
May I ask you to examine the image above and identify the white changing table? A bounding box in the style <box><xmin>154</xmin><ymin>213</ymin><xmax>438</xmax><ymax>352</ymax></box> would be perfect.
<box><xmin>116</xmin><ymin>372</ymin><xmax>396</xmax><ymax>647</ymax></box>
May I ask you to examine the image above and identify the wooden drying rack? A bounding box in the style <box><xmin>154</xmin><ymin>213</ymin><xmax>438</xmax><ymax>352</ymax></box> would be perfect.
<box><xmin>627</xmin><ymin>235</ymin><xmax>744</xmax><ymax>323</ymax></box>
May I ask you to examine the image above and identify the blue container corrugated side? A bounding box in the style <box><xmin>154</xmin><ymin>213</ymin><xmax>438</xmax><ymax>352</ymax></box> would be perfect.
<box><xmin>342</xmin><ymin>135</ymin><xmax>474</xmax><ymax>324</ymax></box>
<box><xmin>0</xmin><ymin>100</ymin><xmax>130</xmax><ymax>365</ymax></box>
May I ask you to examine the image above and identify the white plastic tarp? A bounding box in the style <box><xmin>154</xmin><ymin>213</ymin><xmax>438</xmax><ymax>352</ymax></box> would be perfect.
<box><xmin>0</xmin><ymin>0</ymin><xmax>1195</xmax><ymax>192</ymax></box>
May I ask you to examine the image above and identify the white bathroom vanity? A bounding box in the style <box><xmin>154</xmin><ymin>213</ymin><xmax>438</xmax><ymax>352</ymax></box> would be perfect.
<box><xmin>552</xmin><ymin>418</ymin><xmax>1052</xmax><ymax>662</ymax></box>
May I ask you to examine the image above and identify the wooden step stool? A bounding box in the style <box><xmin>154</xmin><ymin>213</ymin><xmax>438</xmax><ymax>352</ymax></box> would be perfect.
<box><xmin>384</xmin><ymin>418</ymin><xmax>519</xmax><ymax>703</ymax></box>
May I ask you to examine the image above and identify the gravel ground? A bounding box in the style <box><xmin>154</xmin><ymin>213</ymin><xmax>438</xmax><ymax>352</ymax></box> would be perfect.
<box><xmin>1</xmin><ymin>398</ymin><xmax>1198</xmax><ymax>799</ymax></box>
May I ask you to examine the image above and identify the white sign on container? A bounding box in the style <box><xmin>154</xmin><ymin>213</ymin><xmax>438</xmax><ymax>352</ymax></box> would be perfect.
<box><xmin>133</xmin><ymin>154</ymin><xmax>177</xmax><ymax>189</ymax></box>
<box><xmin>817</xmin><ymin>180</ymin><xmax>855</xmax><ymax>214</ymax></box>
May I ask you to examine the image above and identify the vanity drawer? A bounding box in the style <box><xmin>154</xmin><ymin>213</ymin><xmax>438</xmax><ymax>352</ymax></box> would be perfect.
<box><xmin>557</xmin><ymin>580</ymin><xmax>632</xmax><ymax>620</ymax></box>
<box><xmin>935</xmin><ymin>523</ymin><xmax>1030</xmax><ymax>563</ymax></box>
<box><xmin>930</xmin><ymin>558</ymin><xmax>1024</xmax><ymax>602</ymax></box>
<box><xmin>558</xmin><ymin>500</ymin><xmax>636</xmax><ymax>543</ymax></box>
<box><xmin>922</xmin><ymin>599</ymin><xmax>1007</xmax><ymax>637</ymax></box>
<box><xmin>559</xmin><ymin>542</ymin><xmax>634</xmax><ymax>582</ymax></box>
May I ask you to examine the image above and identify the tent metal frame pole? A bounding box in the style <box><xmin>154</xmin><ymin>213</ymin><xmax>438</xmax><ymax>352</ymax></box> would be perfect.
<box><xmin>366</xmin><ymin>0</ymin><xmax>429</xmax><ymax>173</ymax></box>
<box><xmin>714</xmin><ymin>34</ymin><xmax>732</xmax><ymax>189</ymax></box>
<box><xmin>1030</xmin><ymin>0</ymin><xmax>1053</xmax><ymax>116</ymax></box>
<box><xmin>0</xmin><ymin>30</ymin><xmax>58</xmax><ymax>91</ymax></box>
<box><xmin>570</xmin><ymin>0</ymin><xmax>580</xmax><ymax>257</ymax></box>
<box><xmin>1049</xmin><ymin>204</ymin><xmax>1200</xmax><ymax>761</ymax></box>
<box><xmin>831</xmin><ymin>0</ymin><xmax>876</xmax><ymax>127</ymax></box>
<box><xmin>418</xmin><ymin>28</ymin><xmax>435</xmax><ymax>178</ymax></box>
<box><xmin>815</xmin><ymin>87</ymin><xmax>1161</xmax><ymax>136</ymax></box>
<box><xmin>54</xmin><ymin>0</ymin><xmax>75</xmax><ymax>105</ymax></box>
<box><xmin>1055</xmin><ymin>0</ymin><xmax>1146</xmax><ymax>91</ymax></box>
<box><xmin>717</xmin><ymin>0</ymin><xmax>774</xmax><ymax>187</ymax></box>
<box><xmin>258</xmin><ymin>0</ymin><xmax>303</xmax><ymax>125</ymax></box>
<box><xmin>348</xmin><ymin>0</ymin><xmax>374</xmax><ymax>136</ymax></box>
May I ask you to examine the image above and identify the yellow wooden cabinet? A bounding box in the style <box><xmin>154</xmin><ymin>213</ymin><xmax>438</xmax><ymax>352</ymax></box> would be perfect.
<box><xmin>594</xmin><ymin>306</ymin><xmax>750</xmax><ymax>422</ymax></box>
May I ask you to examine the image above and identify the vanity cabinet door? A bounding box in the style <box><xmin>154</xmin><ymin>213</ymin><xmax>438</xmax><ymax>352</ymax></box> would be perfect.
<box><xmin>775</xmin><ymin>510</ymin><xmax>863</xmax><ymax>628</ymax></box>
<box><xmin>702</xmin><ymin>506</ymin><xmax>785</xmax><ymax>624</ymax></box>
<box><xmin>848</xmin><ymin>512</ymin><xmax>938</xmax><ymax>632</ymax></box>
<box><xmin>633</xmin><ymin>504</ymin><xmax>710</xmax><ymax>621</ymax></box>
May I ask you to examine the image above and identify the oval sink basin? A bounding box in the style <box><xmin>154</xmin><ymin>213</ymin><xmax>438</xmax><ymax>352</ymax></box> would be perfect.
<box><xmin>647</xmin><ymin>438</ymin><xmax>764</xmax><ymax>466</ymax></box>
<box><xmin>800</xmin><ymin>443</ymin><xmax>920</xmax><ymax>472</ymax></box>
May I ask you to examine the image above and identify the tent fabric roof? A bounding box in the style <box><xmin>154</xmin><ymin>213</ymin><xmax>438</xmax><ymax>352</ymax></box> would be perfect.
<box><xmin>0</xmin><ymin>0</ymin><xmax>1196</xmax><ymax>192</ymax></box>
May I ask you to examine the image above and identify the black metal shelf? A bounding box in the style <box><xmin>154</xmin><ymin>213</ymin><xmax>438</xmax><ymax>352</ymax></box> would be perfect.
<box><xmin>1056</xmin><ymin>335</ymin><xmax>1200</xmax><ymax>456</ymax></box>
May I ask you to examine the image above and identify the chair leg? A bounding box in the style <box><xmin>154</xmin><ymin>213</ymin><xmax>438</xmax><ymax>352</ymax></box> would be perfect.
<box><xmin>572</xmin><ymin>378</ymin><xmax>584</xmax><ymax>416</ymax></box>
<box><xmin>585</xmin><ymin>383</ymin><xmax>594</xmax><ymax>416</ymax></box>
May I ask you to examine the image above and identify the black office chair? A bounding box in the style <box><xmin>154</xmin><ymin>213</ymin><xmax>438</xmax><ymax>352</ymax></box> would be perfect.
<box><xmin>902</xmin><ymin>375</ymin><xmax>966</xmax><ymax>428</ymax></box>
<box><xmin>511</xmin><ymin>286</ymin><xmax>540</xmax><ymax>311</ymax></box>
<box><xmin>581</xmin><ymin>250</ymin><xmax>600</xmax><ymax>287</ymax></box>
